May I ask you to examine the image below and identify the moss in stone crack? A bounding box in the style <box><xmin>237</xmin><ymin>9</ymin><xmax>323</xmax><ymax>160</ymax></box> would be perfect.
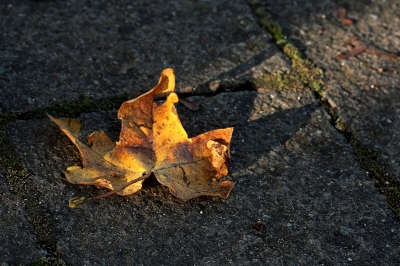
<box><xmin>283</xmin><ymin>43</ymin><xmax>304</xmax><ymax>63</ymax></box>
<box><xmin>258</xmin><ymin>16</ymin><xmax>286</xmax><ymax>45</ymax></box>
<box><xmin>251</xmin><ymin>61</ymin><xmax>324</xmax><ymax>94</ymax></box>
<box><xmin>251</xmin><ymin>60</ymin><xmax>324</xmax><ymax>93</ymax></box>
<box><xmin>250</xmin><ymin>0</ymin><xmax>286</xmax><ymax>46</ymax></box>
<box><xmin>0</xmin><ymin>111</ymin><xmax>17</xmax><ymax>126</ymax></box>
<box><xmin>0</xmin><ymin>124</ymin><xmax>57</xmax><ymax>254</ymax></box>
<box><xmin>31</xmin><ymin>256</ymin><xmax>67</xmax><ymax>266</ymax></box>
<box><xmin>251</xmin><ymin>72</ymin><xmax>303</xmax><ymax>91</ymax></box>
<box><xmin>250</xmin><ymin>1</ymin><xmax>303</xmax><ymax>63</ymax></box>
<box><xmin>352</xmin><ymin>142</ymin><xmax>400</xmax><ymax>219</ymax></box>
<box><xmin>318</xmin><ymin>96</ymin><xmax>400</xmax><ymax>220</ymax></box>
<box><xmin>248</xmin><ymin>0</ymin><xmax>324</xmax><ymax>95</ymax></box>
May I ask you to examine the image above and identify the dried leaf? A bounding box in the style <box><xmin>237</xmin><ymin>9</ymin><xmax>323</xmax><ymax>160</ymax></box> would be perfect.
<box><xmin>365</xmin><ymin>46</ymin><xmax>398</xmax><ymax>59</ymax></box>
<box><xmin>337</xmin><ymin>38</ymin><xmax>367</xmax><ymax>59</ymax></box>
<box><xmin>378</xmin><ymin>66</ymin><xmax>400</xmax><ymax>73</ymax></box>
<box><xmin>253</xmin><ymin>221</ymin><xmax>264</xmax><ymax>231</ymax></box>
<box><xmin>179</xmin><ymin>98</ymin><xmax>199</xmax><ymax>111</ymax></box>
<box><xmin>338</xmin><ymin>37</ymin><xmax>399</xmax><ymax>60</ymax></box>
<box><xmin>337</xmin><ymin>7</ymin><xmax>354</xmax><ymax>26</ymax></box>
<box><xmin>49</xmin><ymin>68</ymin><xmax>234</xmax><ymax>205</ymax></box>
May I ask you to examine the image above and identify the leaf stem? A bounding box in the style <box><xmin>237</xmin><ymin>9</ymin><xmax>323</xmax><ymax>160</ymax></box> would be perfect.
<box><xmin>69</xmin><ymin>172</ymin><xmax>152</xmax><ymax>208</ymax></box>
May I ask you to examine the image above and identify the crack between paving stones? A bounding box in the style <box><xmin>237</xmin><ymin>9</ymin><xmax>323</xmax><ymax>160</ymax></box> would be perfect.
<box><xmin>247</xmin><ymin>0</ymin><xmax>400</xmax><ymax>220</ymax></box>
<box><xmin>0</xmin><ymin>5</ymin><xmax>398</xmax><ymax>261</ymax></box>
<box><xmin>0</xmin><ymin>81</ymin><xmax>256</xmax><ymax>122</ymax></box>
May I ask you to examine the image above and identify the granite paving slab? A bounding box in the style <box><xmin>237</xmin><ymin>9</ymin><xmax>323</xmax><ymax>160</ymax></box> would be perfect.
<box><xmin>0</xmin><ymin>174</ymin><xmax>46</xmax><ymax>265</ymax></box>
<box><xmin>0</xmin><ymin>0</ymin><xmax>289</xmax><ymax>112</ymax></box>
<box><xmin>6</xmin><ymin>91</ymin><xmax>400</xmax><ymax>265</ymax></box>
<box><xmin>259</xmin><ymin>0</ymin><xmax>400</xmax><ymax>177</ymax></box>
<box><xmin>2</xmin><ymin>0</ymin><xmax>400</xmax><ymax>264</ymax></box>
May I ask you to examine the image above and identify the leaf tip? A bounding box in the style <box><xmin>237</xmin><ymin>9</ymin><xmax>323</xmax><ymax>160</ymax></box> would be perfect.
<box><xmin>69</xmin><ymin>196</ymin><xmax>87</xmax><ymax>208</ymax></box>
<box><xmin>47</xmin><ymin>113</ymin><xmax>57</xmax><ymax>124</ymax></box>
<box><xmin>219</xmin><ymin>180</ymin><xmax>235</xmax><ymax>198</ymax></box>
<box><xmin>156</xmin><ymin>68</ymin><xmax>176</xmax><ymax>94</ymax></box>
<box><xmin>161</xmin><ymin>68</ymin><xmax>174</xmax><ymax>75</ymax></box>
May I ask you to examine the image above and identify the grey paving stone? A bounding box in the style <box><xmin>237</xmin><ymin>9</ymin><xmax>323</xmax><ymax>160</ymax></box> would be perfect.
<box><xmin>0</xmin><ymin>173</ymin><xmax>46</xmax><ymax>265</ymax></box>
<box><xmin>6</xmin><ymin>91</ymin><xmax>400</xmax><ymax>265</ymax></box>
<box><xmin>260</xmin><ymin>0</ymin><xmax>400</xmax><ymax>176</ymax></box>
<box><xmin>0</xmin><ymin>0</ymin><xmax>290</xmax><ymax>112</ymax></box>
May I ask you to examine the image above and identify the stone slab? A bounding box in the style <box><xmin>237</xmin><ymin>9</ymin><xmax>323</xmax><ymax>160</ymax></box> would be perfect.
<box><xmin>261</xmin><ymin>0</ymin><xmax>400</xmax><ymax>176</ymax></box>
<box><xmin>0</xmin><ymin>174</ymin><xmax>46</xmax><ymax>265</ymax></box>
<box><xmin>6</xmin><ymin>90</ymin><xmax>400</xmax><ymax>265</ymax></box>
<box><xmin>0</xmin><ymin>0</ymin><xmax>290</xmax><ymax>112</ymax></box>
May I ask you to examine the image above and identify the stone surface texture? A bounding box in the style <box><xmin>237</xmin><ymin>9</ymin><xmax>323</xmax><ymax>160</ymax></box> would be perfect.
<box><xmin>1</xmin><ymin>0</ymin><xmax>400</xmax><ymax>265</ymax></box>
<box><xmin>0</xmin><ymin>176</ymin><xmax>46</xmax><ymax>264</ymax></box>
<box><xmin>0</xmin><ymin>0</ymin><xmax>289</xmax><ymax>112</ymax></box>
<box><xmin>262</xmin><ymin>0</ymin><xmax>400</xmax><ymax>176</ymax></box>
<box><xmin>6</xmin><ymin>91</ymin><xmax>400</xmax><ymax>265</ymax></box>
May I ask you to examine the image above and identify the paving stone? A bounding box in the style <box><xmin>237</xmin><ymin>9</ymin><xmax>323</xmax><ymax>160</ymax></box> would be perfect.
<box><xmin>0</xmin><ymin>0</ymin><xmax>290</xmax><ymax>112</ymax></box>
<box><xmin>0</xmin><ymin>173</ymin><xmax>46</xmax><ymax>265</ymax></box>
<box><xmin>3</xmin><ymin>0</ymin><xmax>400</xmax><ymax>264</ymax></box>
<box><xmin>261</xmin><ymin>0</ymin><xmax>400</xmax><ymax>176</ymax></box>
<box><xmin>6</xmin><ymin>91</ymin><xmax>400</xmax><ymax>265</ymax></box>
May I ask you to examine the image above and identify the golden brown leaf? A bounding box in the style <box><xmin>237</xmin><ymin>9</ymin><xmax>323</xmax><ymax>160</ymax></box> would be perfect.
<box><xmin>49</xmin><ymin>68</ymin><xmax>234</xmax><ymax>205</ymax></box>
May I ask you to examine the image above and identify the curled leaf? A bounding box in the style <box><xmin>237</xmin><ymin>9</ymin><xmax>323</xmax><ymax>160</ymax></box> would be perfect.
<box><xmin>50</xmin><ymin>68</ymin><xmax>234</xmax><ymax>206</ymax></box>
<box><xmin>337</xmin><ymin>38</ymin><xmax>367</xmax><ymax>59</ymax></box>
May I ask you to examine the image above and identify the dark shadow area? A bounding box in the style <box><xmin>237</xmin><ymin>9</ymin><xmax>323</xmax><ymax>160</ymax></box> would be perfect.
<box><xmin>192</xmin><ymin>50</ymin><xmax>282</xmax><ymax>95</ymax></box>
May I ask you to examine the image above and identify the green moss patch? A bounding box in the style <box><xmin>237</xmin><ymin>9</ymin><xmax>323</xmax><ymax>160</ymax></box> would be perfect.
<box><xmin>251</xmin><ymin>62</ymin><xmax>323</xmax><ymax>93</ymax></box>
<box><xmin>248</xmin><ymin>0</ymin><xmax>324</xmax><ymax>94</ymax></box>
<box><xmin>31</xmin><ymin>256</ymin><xmax>67</xmax><ymax>266</ymax></box>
